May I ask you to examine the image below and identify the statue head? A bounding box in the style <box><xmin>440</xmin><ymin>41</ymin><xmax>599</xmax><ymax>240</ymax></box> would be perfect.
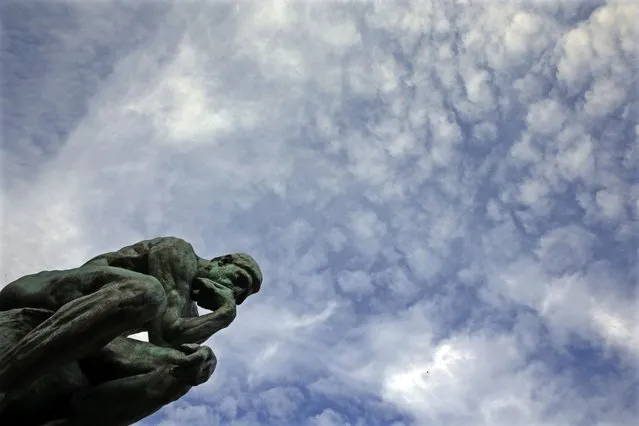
<box><xmin>208</xmin><ymin>253</ymin><xmax>262</xmax><ymax>305</ymax></box>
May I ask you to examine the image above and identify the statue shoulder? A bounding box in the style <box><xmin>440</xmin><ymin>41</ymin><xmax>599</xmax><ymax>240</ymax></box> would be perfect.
<box><xmin>82</xmin><ymin>237</ymin><xmax>196</xmax><ymax>272</ymax></box>
<box><xmin>148</xmin><ymin>237</ymin><xmax>197</xmax><ymax>256</ymax></box>
<box><xmin>147</xmin><ymin>236</ymin><xmax>193</xmax><ymax>249</ymax></box>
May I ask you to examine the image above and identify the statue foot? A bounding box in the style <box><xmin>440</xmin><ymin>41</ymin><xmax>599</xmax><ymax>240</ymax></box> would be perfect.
<box><xmin>171</xmin><ymin>345</ymin><xmax>216</xmax><ymax>386</ymax></box>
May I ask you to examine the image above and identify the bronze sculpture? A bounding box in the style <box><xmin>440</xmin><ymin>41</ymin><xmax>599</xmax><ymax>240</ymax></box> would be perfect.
<box><xmin>0</xmin><ymin>237</ymin><xmax>262</xmax><ymax>426</ymax></box>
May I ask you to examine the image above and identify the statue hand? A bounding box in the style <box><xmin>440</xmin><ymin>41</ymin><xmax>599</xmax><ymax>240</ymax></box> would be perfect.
<box><xmin>171</xmin><ymin>344</ymin><xmax>216</xmax><ymax>386</ymax></box>
<box><xmin>191</xmin><ymin>277</ymin><xmax>236</xmax><ymax>311</ymax></box>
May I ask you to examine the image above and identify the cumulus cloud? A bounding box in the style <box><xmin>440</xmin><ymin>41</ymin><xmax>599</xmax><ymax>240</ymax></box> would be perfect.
<box><xmin>1</xmin><ymin>0</ymin><xmax>637</xmax><ymax>425</ymax></box>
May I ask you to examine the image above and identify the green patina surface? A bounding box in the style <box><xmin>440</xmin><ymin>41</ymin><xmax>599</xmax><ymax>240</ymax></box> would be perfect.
<box><xmin>0</xmin><ymin>237</ymin><xmax>262</xmax><ymax>426</ymax></box>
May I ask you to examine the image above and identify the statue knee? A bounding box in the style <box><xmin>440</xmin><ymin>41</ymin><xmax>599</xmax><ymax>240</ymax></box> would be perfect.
<box><xmin>121</xmin><ymin>276</ymin><xmax>167</xmax><ymax>319</ymax></box>
<box><xmin>140</xmin><ymin>276</ymin><xmax>167</xmax><ymax>316</ymax></box>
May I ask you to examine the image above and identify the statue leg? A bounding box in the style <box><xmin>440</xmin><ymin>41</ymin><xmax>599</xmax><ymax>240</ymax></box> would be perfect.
<box><xmin>79</xmin><ymin>336</ymin><xmax>216</xmax><ymax>387</ymax></box>
<box><xmin>0</xmin><ymin>269</ymin><xmax>167</xmax><ymax>406</ymax></box>
<box><xmin>53</xmin><ymin>367</ymin><xmax>190</xmax><ymax>426</ymax></box>
<box><xmin>0</xmin><ymin>307</ymin><xmax>88</xmax><ymax>424</ymax></box>
<box><xmin>51</xmin><ymin>338</ymin><xmax>216</xmax><ymax>426</ymax></box>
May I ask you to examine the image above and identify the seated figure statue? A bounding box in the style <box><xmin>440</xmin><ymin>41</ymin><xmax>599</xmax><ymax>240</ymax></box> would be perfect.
<box><xmin>0</xmin><ymin>237</ymin><xmax>262</xmax><ymax>426</ymax></box>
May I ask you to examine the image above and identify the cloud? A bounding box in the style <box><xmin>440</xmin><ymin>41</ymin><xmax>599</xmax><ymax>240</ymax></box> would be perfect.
<box><xmin>2</xmin><ymin>0</ymin><xmax>637</xmax><ymax>425</ymax></box>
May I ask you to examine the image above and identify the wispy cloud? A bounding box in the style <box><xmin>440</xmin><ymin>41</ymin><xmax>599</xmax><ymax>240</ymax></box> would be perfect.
<box><xmin>2</xmin><ymin>0</ymin><xmax>637</xmax><ymax>425</ymax></box>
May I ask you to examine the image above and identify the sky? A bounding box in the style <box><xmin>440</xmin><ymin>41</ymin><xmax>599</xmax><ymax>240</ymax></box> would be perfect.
<box><xmin>0</xmin><ymin>0</ymin><xmax>637</xmax><ymax>425</ymax></box>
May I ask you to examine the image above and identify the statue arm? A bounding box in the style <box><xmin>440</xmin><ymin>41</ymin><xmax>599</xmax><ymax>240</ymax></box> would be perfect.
<box><xmin>144</xmin><ymin>239</ymin><xmax>237</xmax><ymax>347</ymax></box>
<box><xmin>154</xmin><ymin>279</ymin><xmax>237</xmax><ymax>346</ymax></box>
<box><xmin>158</xmin><ymin>303</ymin><xmax>237</xmax><ymax>346</ymax></box>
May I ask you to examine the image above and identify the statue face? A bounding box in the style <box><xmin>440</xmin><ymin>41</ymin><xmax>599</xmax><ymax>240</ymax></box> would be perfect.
<box><xmin>209</xmin><ymin>254</ymin><xmax>262</xmax><ymax>305</ymax></box>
